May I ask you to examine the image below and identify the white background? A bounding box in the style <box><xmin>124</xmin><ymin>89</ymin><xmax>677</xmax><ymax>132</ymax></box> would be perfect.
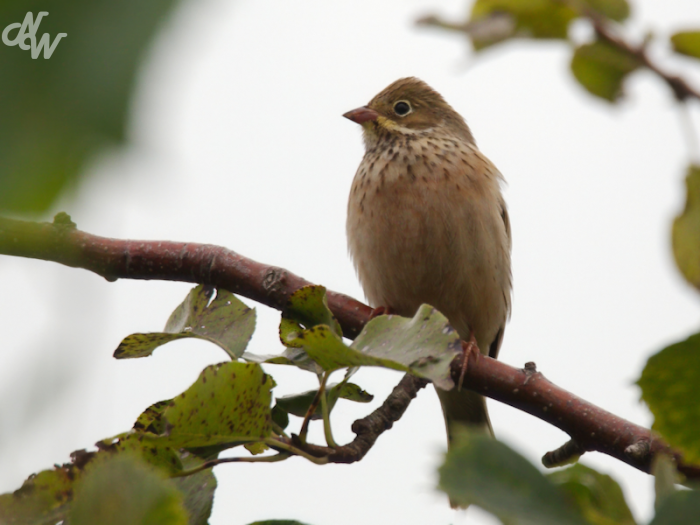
<box><xmin>2</xmin><ymin>1</ymin><xmax>700</xmax><ymax>523</ymax></box>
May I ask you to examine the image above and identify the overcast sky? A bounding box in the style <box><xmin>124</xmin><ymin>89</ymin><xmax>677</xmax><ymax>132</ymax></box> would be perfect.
<box><xmin>2</xmin><ymin>1</ymin><xmax>700</xmax><ymax>523</ymax></box>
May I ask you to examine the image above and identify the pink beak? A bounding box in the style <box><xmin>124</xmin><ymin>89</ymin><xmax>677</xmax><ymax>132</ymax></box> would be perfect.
<box><xmin>343</xmin><ymin>106</ymin><xmax>379</xmax><ymax>124</ymax></box>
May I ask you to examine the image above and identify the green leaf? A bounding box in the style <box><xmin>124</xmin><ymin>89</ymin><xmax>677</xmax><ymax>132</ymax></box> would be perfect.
<box><xmin>271</xmin><ymin>404</ymin><xmax>290</xmax><ymax>430</ymax></box>
<box><xmin>283</xmin><ymin>285</ymin><xmax>343</xmax><ymax>337</ymax></box>
<box><xmin>652</xmin><ymin>454</ymin><xmax>680</xmax><ymax>511</ymax></box>
<box><xmin>274</xmin><ymin>382</ymin><xmax>373</xmax><ymax>420</ymax></box>
<box><xmin>470</xmin><ymin>0</ymin><xmax>577</xmax><ymax>50</ymax></box>
<box><xmin>69</xmin><ymin>454</ymin><xmax>188</xmax><ymax>525</ymax></box>
<box><xmin>649</xmin><ymin>489</ymin><xmax>700</xmax><ymax>525</ymax></box>
<box><xmin>287</xmin><ymin>305</ymin><xmax>461</xmax><ymax>390</ymax></box>
<box><xmin>438</xmin><ymin>433</ymin><xmax>588</xmax><ymax>525</ymax></box>
<box><xmin>95</xmin><ymin>434</ymin><xmax>183</xmax><ymax>476</ymax></box>
<box><xmin>672</xmin><ymin>165</ymin><xmax>700</xmax><ymax>289</ymax></box>
<box><xmin>570</xmin><ymin>39</ymin><xmax>642</xmax><ymax>101</ymax></box>
<box><xmin>546</xmin><ymin>463</ymin><xmax>636</xmax><ymax>525</ymax></box>
<box><xmin>335</xmin><ymin>382</ymin><xmax>374</xmax><ymax>403</ymax></box>
<box><xmin>0</xmin><ymin>0</ymin><xmax>179</xmax><ymax>214</ymax></box>
<box><xmin>243</xmin><ymin>346</ymin><xmax>323</xmax><ymax>375</ymax></box>
<box><xmin>671</xmin><ymin>31</ymin><xmax>700</xmax><ymax>60</ymax></box>
<box><xmin>638</xmin><ymin>332</ymin><xmax>700</xmax><ymax>464</ymax></box>
<box><xmin>133</xmin><ymin>399</ymin><xmax>171</xmax><ymax>434</ymax></box>
<box><xmin>114</xmin><ymin>285</ymin><xmax>256</xmax><ymax>360</ymax></box>
<box><xmin>0</xmin><ymin>463</ymin><xmax>75</xmax><ymax>524</ymax></box>
<box><xmin>281</xmin><ymin>305</ymin><xmax>460</xmax><ymax>389</ymax></box>
<box><xmin>157</xmin><ymin>361</ymin><xmax>274</xmax><ymax>449</ymax></box>
<box><xmin>350</xmin><ymin>304</ymin><xmax>462</xmax><ymax>390</ymax></box>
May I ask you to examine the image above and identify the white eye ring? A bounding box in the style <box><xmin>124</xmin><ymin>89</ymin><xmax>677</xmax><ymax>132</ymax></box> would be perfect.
<box><xmin>393</xmin><ymin>100</ymin><xmax>412</xmax><ymax>117</ymax></box>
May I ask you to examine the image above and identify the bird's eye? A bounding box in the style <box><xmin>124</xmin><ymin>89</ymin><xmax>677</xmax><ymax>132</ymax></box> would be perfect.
<box><xmin>393</xmin><ymin>101</ymin><xmax>412</xmax><ymax>117</ymax></box>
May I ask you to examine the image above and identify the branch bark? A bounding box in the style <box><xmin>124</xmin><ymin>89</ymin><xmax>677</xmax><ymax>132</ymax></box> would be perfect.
<box><xmin>1</xmin><ymin>215</ymin><xmax>699</xmax><ymax>479</ymax></box>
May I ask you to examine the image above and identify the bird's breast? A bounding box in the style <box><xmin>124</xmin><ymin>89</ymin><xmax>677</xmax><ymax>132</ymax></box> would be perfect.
<box><xmin>346</xmin><ymin>139</ymin><xmax>510</xmax><ymax>347</ymax></box>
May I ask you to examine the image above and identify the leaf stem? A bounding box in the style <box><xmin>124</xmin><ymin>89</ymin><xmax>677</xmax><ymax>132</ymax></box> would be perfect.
<box><xmin>320</xmin><ymin>372</ymin><xmax>338</xmax><ymax>448</ymax></box>
<box><xmin>298</xmin><ymin>374</ymin><xmax>326</xmax><ymax>443</ymax></box>
<box><xmin>172</xmin><ymin>451</ymin><xmax>291</xmax><ymax>477</ymax></box>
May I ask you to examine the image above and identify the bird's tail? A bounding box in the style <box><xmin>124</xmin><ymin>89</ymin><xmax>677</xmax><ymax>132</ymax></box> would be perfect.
<box><xmin>436</xmin><ymin>386</ymin><xmax>493</xmax><ymax>509</ymax></box>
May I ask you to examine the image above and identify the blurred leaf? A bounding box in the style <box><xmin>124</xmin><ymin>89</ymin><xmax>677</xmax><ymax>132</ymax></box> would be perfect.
<box><xmin>172</xmin><ymin>457</ymin><xmax>216</xmax><ymax>525</ymax></box>
<box><xmin>438</xmin><ymin>433</ymin><xmax>588</xmax><ymax>524</ymax></box>
<box><xmin>671</xmin><ymin>31</ymin><xmax>700</xmax><ymax>60</ymax></box>
<box><xmin>282</xmin><ymin>285</ymin><xmax>343</xmax><ymax>337</ymax></box>
<box><xmin>0</xmin><ymin>0</ymin><xmax>179</xmax><ymax>214</ymax></box>
<box><xmin>0</xmin><ymin>463</ymin><xmax>75</xmax><ymax>524</ymax></box>
<box><xmin>672</xmin><ymin>165</ymin><xmax>700</xmax><ymax>289</ymax></box>
<box><xmin>580</xmin><ymin>0</ymin><xmax>630</xmax><ymax>22</ymax></box>
<box><xmin>546</xmin><ymin>463</ymin><xmax>636</xmax><ymax>525</ymax></box>
<box><xmin>649</xmin><ymin>489</ymin><xmax>700</xmax><ymax>525</ymax></box>
<box><xmin>275</xmin><ymin>382</ymin><xmax>373</xmax><ymax>420</ymax></box>
<box><xmin>246</xmin><ymin>521</ymin><xmax>312</xmax><ymax>525</ymax></box>
<box><xmin>70</xmin><ymin>454</ymin><xmax>187</xmax><ymax>525</ymax></box>
<box><xmin>638</xmin><ymin>332</ymin><xmax>700</xmax><ymax>464</ymax></box>
<box><xmin>470</xmin><ymin>0</ymin><xmax>576</xmax><ymax>50</ymax></box>
<box><xmin>157</xmin><ymin>361</ymin><xmax>274</xmax><ymax>449</ymax></box>
<box><xmin>284</xmin><ymin>304</ymin><xmax>461</xmax><ymax>389</ymax></box>
<box><xmin>652</xmin><ymin>453</ymin><xmax>680</xmax><ymax>511</ymax></box>
<box><xmin>114</xmin><ymin>285</ymin><xmax>256</xmax><ymax>360</ymax></box>
<box><xmin>570</xmin><ymin>39</ymin><xmax>642</xmax><ymax>101</ymax></box>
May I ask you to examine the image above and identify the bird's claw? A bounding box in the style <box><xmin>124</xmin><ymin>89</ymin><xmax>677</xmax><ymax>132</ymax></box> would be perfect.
<box><xmin>457</xmin><ymin>333</ymin><xmax>480</xmax><ymax>392</ymax></box>
<box><xmin>368</xmin><ymin>305</ymin><xmax>394</xmax><ymax>321</ymax></box>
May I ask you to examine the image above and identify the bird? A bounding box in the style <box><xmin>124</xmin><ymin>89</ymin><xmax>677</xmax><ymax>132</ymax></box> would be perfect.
<box><xmin>344</xmin><ymin>77</ymin><xmax>512</xmax><ymax>470</ymax></box>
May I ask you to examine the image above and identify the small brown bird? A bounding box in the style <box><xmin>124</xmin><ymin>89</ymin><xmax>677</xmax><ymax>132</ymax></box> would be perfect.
<box><xmin>344</xmin><ymin>78</ymin><xmax>512</xmax><ymax>456</ymax></box>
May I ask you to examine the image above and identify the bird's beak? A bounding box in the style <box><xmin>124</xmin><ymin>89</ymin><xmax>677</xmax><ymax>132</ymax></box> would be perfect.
<box><xmin>343</xmin><ymin>106</ymin><xmax>379</xmax><ymax>124</ymax></box>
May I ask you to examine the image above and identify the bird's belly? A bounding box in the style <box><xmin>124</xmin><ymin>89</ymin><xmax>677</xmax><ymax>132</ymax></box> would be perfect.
<box><xmin>347</xmin><ymin>178</ymin><xmax>508</xmax><ymax>347</ymax></box>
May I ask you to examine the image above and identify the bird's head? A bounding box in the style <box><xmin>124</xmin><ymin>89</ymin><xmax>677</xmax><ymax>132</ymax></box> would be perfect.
<box><xmin>343</xmin><ymin>77</ymin><xmax>474</xmax><ymax>148</ymax></box>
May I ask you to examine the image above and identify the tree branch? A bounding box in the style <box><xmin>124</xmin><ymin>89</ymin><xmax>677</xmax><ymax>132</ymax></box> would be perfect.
<box><xmin>1</xmin><ymin>215</ymin><xmax>699</xmax><ymax>479</ymax></box>
<box><xmin>416</xmin><ymin>7</ymin><xmax>700</xmax><ymax>103</ymax></box>
<box><xmin>584</xmin><ymin>9</ymin><xmax>700</xmax><ymax>102</ymax></box>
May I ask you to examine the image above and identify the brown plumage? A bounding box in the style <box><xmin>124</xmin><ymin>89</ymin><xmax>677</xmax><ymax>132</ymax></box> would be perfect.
<box><xmin>344</xmin><ymin>78</ymin><xmax>512</xmax><ymax>488</ymax></box>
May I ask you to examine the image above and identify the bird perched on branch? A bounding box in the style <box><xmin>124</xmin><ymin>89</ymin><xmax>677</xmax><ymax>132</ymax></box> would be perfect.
<box><xmin>344</xmin><ymin>77</ymin><xmax>512</xmax><ymax>492</ymax></box>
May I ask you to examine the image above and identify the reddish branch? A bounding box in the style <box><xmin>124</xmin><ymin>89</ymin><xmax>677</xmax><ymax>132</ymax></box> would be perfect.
<box><xmin>1</xmin><ymin>214</ymin><xmax>699</xmax><ymax>479</ymax></box>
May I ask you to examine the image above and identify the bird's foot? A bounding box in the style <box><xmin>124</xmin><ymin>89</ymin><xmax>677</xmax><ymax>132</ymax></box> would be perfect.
<box><xmin>457</xmin><ymin>332</ymin><xmax>481</xmax><ymax>392</ymax></box>
<box><xmin>368</xmin><ymin>305</ymin><xmax>395</xmax><ymax>321</ymax></box>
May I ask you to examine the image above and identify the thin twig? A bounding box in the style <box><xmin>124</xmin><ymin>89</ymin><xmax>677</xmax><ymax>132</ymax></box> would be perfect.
<box><xmin>172</xmin><ymin>452</ymin><xmax>291</xmax><ymax>477</ymax></box>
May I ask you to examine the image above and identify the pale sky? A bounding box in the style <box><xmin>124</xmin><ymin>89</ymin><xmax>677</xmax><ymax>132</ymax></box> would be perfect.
<box><xmin>2</xmin><ymin>1</ymin><xmax>700</xmax><ymax>524</ymax></box>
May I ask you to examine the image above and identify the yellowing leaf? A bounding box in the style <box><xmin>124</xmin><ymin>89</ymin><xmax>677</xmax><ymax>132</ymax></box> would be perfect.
<box><xmin>571</xmin><ymin>39</ymin><xmax>642</xmax><ymax>101</ymax></box>
<box><xmin>671</xmin><ymin>31</ymin><xmax>700</xmax><ymax>60</ymax></box>
<box><xmin>470</xmin><ymin>0</ymin><xmax>576</xmax><ymax>49</ymax></box>
<box><xmin>159</xmin><ymin>361</ymin><xmax>273</xmax><ymax>449</ymax></box>
<box><xmin>70</xmin><ymin>455</ymin><xmax>187</xmax><ymax>525</ymax></box>
<box><xmin>547</xmin><ymin>463</ymin><xmax>635</xmax><ymax>525</ymax></box>
<box><xmin>672</xmin><ymin>165</ymin><xmax>700</xmax><ymax>289</ymax></box>
<box><xmin>638</xmin><ymin>332</ymin><xmax>700</xmax><ymax>464</ymax></box>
